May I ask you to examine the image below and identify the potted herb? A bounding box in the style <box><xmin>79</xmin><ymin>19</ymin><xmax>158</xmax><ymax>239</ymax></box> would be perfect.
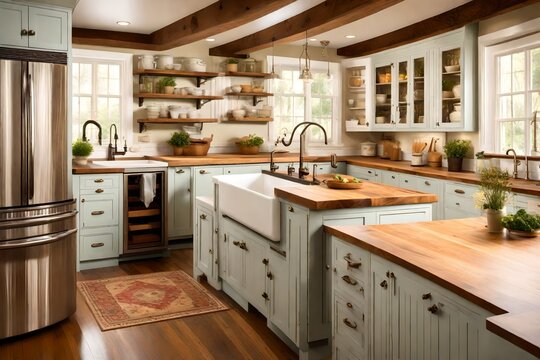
<box><xmin>474</xmin><ymin>167</ymin><xmax>511</xmax><ymax>233</ymax></box>
<box><xmin>72</xmin><ymin>139</ymin><xmax>93</xmax><ymax>165</ymax></box>
<box><xmin>168</xmin><ymin>131</ymin><xmax>190</xmax><ymax>156</ymax></box>
<box><xmin>226</xmin><ymin>58</ymin><xmax>239</xmax><ymax>72</ymax></box>
<box><xmin>475</xmin><ymin>151</ymin><xmax>491</xmax><ymax>173</ymax></box>
<box><xmin>443</xmin><ymin>139</ymin><xmax>471</xmax><ymax>172</ymax></box>
<box><xmin>157</xmin><ymin>77</ymin><xmax>176</xmax><ymax>94</ymax></box>
<box><xmin>442</xmin><ymin>79</ymin><xmax>455</xmax><ymax>98</ymax></box>
<box><xmin>502</xmin><ymin>209</ymin><xmax>540</xmax><ymax>237</ymax></box>
<box><xmin>236</xmin><ymin>134</ymin><xmax>264</xmax><ymax>155</ymax></box>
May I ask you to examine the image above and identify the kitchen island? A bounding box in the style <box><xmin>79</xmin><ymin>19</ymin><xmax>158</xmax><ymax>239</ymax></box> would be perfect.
<box><xmin>324</xmin><ymin>217</ymin><xmax>540</xmax><ymax>359</ymax></box>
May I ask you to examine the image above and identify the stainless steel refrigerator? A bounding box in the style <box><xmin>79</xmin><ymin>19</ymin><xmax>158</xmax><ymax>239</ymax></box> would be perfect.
<box><xmin>0</xmin><ymin>48</ymin><xmax>77</xmax><ymax>339</ymax></box>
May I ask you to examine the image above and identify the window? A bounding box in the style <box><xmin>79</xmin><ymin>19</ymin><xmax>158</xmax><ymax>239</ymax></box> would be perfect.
<box><xmin>71</xmin><ymin>49</ymin><xmax>132</xmax><ymax>148</ymax></box>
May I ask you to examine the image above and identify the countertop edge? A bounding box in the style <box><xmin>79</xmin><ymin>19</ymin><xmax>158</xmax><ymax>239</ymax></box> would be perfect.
<box><xmin>486</xmin><ymin>312</ymin><xmax>540</xmax><ymax>359</ymax></box>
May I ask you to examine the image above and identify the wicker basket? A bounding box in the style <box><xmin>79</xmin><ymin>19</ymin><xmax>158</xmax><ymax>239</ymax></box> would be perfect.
<box><xmin>238</xmin><ymin>145</ymin><xmax>260</xmax><ymax>155</ymax></box>
<box><xmin>183</xmin><ymin>136</ymin><xmax>212</xmax><ymax>156</ymax></box>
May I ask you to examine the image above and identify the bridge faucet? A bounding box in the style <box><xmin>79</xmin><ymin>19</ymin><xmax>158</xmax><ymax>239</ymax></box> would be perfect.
<box><xmin>280</xmin><ymin>122</ymin><xmax>328</xmax><ymax>179</ymax></box>
<box><xmin>505</xmin><ymin>148</ymin><xmax>520</xmax><ymax>179</ymax></box>
<box><xmin>107</xmin><ymin>124</ymin><xmax>127</xmax><ymax>160</ymax></box>
<box><xmin>82</xmin><ymin>120</ymin><xmax>102</xmax><ymax>145</ymax></box>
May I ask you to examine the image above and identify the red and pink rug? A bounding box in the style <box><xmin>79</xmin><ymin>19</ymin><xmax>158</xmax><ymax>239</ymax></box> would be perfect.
<box><xmin>77</xmin><ymin>270</ymin><xmax>227</xmax><ymax>330</ymax></box>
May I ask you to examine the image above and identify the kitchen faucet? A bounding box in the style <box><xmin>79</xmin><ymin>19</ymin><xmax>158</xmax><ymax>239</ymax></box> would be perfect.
<box><xmin>107</xmin><ymin>124</ymin><xmax>127</xmax><ymax>160</ymax></box>
<box><xmin>82</xmin><ymin>120</ymin><xmax>102</xmax><ymax>145</ymax></box>
<box><xmin>505</xmin><ymin>148</ymin><xmax>520</xmax><ymax>179</ymax></box>
<box><xmin>269</xmin><ymin>150</ymin><xmax>279</xmax><ymax>172</ymax></box>
<box><xmin>280</xmin><ymin>121</ymin><xmax>328</xmax><ymax>179</ymax></box>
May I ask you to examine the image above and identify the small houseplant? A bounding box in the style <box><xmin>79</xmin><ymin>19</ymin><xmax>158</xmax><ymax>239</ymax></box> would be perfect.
<box><xmin>226</xmin><ymin>58</ymin><xmax>239</xmax><ymax>72</ymax></box>
<box><xmin>168</xmin><ymin>131</ymin><xmax>190</xmax><ymax>156</ymax></box>
<box><xmin>443</xmin><ymin>139</ymin><xmax>471</xmax><ymax>172</ymax></box>
<box><xmin>236</xmin><ymin>134</ymin><xmax>264</xmax><ymax>155</ymax></box>
<box><xmin>474</xmin><ymin>167</ymin><xmax>511</xmax><ymax>233</ymax></box>
<box><xmin>72</xmin><ymin>139</ymin><xmax>93</xmax><ymax>165</ymax></box>
<box><xmin>501</xmin><ymin>209</ymin><xmax>540</xmax><ymax>237</ymax></box>
<box><xmin>157</xmin><ymin>77</ymin><xmax>176</xmax><ymax>94</ymax></box>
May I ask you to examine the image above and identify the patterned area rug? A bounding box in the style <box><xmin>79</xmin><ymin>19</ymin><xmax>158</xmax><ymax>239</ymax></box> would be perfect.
<box><xmin>77</xmin><ymin>270</ymin><xmax>228</xmax><ymax>330</ymax></box>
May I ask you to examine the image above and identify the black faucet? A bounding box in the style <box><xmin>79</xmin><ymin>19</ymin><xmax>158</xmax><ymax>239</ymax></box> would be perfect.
<box><xmin>270</xmin><ymin>150</ymin><xmax>279</xmax><ymax>172</ymax></box>
<box><xmin>107</xmin><ymin>124</ymin><xmax>127</xmax><ymax>160</ymax></box>
<box><xmin>82</xmin><ymin>120</ymin><xmax>102</xmax><ymax>145</ymax></box>
<box><xmin>281</xmin><ymin>122</ymin><xmax>328</xmax><ymax>179</ymax></box>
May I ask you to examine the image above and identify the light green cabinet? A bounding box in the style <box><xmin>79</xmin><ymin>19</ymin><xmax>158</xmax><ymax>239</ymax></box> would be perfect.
<box><xmin>0</xmin><ymin>1</ymin><xmax>69</xmax><ymax>51</ymax></box>
<box><xmin>168</xmin><ymin>167</ymin><xmax>192</xmax><ymax>239</ymax></box>
<box><xmin>346</xmin><ymin>164</ymin><xmax>381</xmax><ymax>182</ymax></box>
<box><xmin>195</xmin><ymin>201</ymin><xmax>214</xmax><ymax>279</ymax></box>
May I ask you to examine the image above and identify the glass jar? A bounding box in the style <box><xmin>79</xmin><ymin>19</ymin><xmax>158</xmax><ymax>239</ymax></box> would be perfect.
<box><xmin>243</xmin><ymin>58</ymin><xmax>257</xmax><ymax>72</ymax></box>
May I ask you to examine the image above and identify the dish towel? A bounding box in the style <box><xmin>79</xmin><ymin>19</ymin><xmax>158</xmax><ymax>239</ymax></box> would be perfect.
<box><xmin>140</xmin><ymin>173</ymin><xmax>157</xmax><ymax>208</ymax></box>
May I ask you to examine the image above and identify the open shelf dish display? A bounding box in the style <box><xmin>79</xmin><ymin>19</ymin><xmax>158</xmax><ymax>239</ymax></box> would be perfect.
<box><xmin>225</xmin><ymin>71</ymin><xmax>270</xmax><ymax>78</ymax></box>
<box><xmin>441</xmin><ymin>47</ymin><xmax>462</xmax><ymax>125</ymax></box>
<box><xmin>345</xmin><ymin>65</ymin><xmax>368</xmax><ymax>129</ymax></box>
<box><xmin>225</xmin><ymin>115</ymin><xmax>273</xmax><ymax>123</ymax></box>
<box><xmin>225</xmin><ymin>91</ymin><xmax>273</xmax><ymax>106</ymax></box>
<box><xmin>136</xmin><ymin>118</ymin><xmax>218</xmax><ymax>133</ymax></box>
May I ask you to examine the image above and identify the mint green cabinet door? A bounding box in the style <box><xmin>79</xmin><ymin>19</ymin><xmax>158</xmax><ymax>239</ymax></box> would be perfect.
<box><xmin>196</xmin><ymin>205</ymin><xmax>214</xmax><ymax>278</ymax></box>
<box><xmin>223</xmin><ymin>230</ymin><xmax>245</xmax><ymax>291</ymax></box>
<box><xmin>268</xmin><ymin>248</ymin><xmax>290</xmax><ymax>338</ymax></box>
<box><xmin>193</xmin><ymin>167</ymin><xmax>223</xmax><ymax>199</ymax></box>
<box><xmin>244</xmin><ymin>236</ymin><xmax>268</xmax><ymax>315</ymax></box>
<box><xmin>28</xmin><ymin>6</ymin><xmax>68</xmax><ymax>51</ymax></box>
<box><xmin>371</xmin><ymin>257</ymin><xmax>392</xmax><ymax>360</ymax></box>
<box><xmin>0</xmin><ymin>2</ymin><xmax>28</xmax><ymax>47</ymax></box>
<box><xmin>168</xmin><ymin>167</ymin><xmax>192</xmax><ymax>238</ymax></box>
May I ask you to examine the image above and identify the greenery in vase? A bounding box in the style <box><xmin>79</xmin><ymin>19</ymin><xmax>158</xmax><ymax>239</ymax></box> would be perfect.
<box><xmin>72</xmin><ymin>139</ymin><xmax>93</xmax><ymax>157</ymax></box>
<box><xmin>475</xmin><ymin>151</ymin><xmax>485</xmax><ymax>159</ymax></box>
<box><xmin>157</xmin><ymin>77</ymin><xmax>176</xmax><ymax>91</ymax></box>
<box><xmin>501</xmin><ymin>209</ymin><xmax>540</xmax><ymax>232</ymax></box>
<box><xmin>167</xmin><ymin>131</ymin><xmax>190</xmax><ymax>147</ymax></box>
<box><xmin>475</xmin><ymin>167</ymin><xmax>511</xmax><ymax>211</ymax></box>
<box><xmin>442</xmin><ymin>79</ymin><xmax>455</xmax><ymax>91</ymax></box>
<box><xmin>238</xmin><ymin>134</ymin><xmax>264</xmax><ymax>147</ymax></box>
<box><xmin>226</xmin><ymin>58</ymin><xmax>239</xmax><ymax>64</ymax></box>
<box><xmin>443</xmin><ymin>139</ymin><xmax>471</xmax><ymax>158</ymax></box>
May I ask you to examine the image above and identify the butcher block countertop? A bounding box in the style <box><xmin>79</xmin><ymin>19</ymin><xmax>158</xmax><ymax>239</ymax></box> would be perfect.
<box><xmin>147</xmin><ymin>153</ymin><xmax>333</xmax><ymax>167</ymax></box>
<box><xmin>275</xmin><ymin>176</ymin><xmax>437</xmax><ymax>210</ymax></box>
<box><xmin>324</xmin><ymin>218</ymin><xmax>540</xmax><ymax>358</ymax></box>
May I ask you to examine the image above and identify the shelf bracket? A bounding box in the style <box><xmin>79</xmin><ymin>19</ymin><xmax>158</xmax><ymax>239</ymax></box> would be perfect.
<box><xmin>253</xmin><ymin>96</ymin><xmax>264</xmax><ymax>106</ymax></box>
<box><xmin>197</xmin><ymin>77</ymin><xmax>209</xmax><ymax>87</ymax></box>
<box><xmin>196</xmin><ymin>99</ymin><xmax>211</xmax><ymax>109</ymax></box>
<box><xmin>138</xmin><ymin>97</ymin><xmax>144</xmax><ymax>107</ymax></box>
<box><xmin>138</xmin><ymin>123</ymin><xmax>147</xmax><ymax>133</ymax></box>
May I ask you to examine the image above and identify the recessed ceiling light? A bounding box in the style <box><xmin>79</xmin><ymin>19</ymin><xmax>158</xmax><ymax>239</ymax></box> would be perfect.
<box><xmin>345</xmin><ymin>35</ymin><xmax>356</xmax><ymax>39</ymax></box>
<box><xmin>205</xmin><ymin>38</ymin><xmax>216</xmax><ymax>42</ymax></box>
<box><xmin>116</xmin><ymin>21</ymin><xmax>131</xmax><ymax>26</ymax></box>
<box><xmin>309</xmin><ymin>38</ymin><xmax>317</xmax><ymax>42</ymax></box>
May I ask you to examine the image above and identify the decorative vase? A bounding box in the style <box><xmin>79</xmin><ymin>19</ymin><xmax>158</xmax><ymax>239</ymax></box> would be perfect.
<box><xmin>226</xmin><ymin>63</ymin><xmax>238</xmax><ymax>72</ymax></box>
<box><xmin>238</xmin><ymin>145</ymin><xmax>260</xmax><ymax>155</ymax></box>
<box><xmin>73</xmin><ymin>156</ymin><xmax>89</xmax><ymax>166</ymax></box>
<box><xmin>172</xmin><ymin>146</ymin><xmax>183</xmax><ymax>156</ymax></box>
<box><xmin>486</xmin><ymin>209</ymin><xmax>503</xmax><ymax>233</ymax></box>
<box><xmin>447</xmin><ymin>157</ymin><xmax>463</xmax><ymax>172</ymax></box>
<box><xmin>164</xmin><ymin>86</ymin><xmax>174</xmax><ymax>94</ymax></box>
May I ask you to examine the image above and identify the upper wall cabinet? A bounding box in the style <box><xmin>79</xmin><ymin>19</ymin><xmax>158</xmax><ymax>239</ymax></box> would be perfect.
<box><xmin>0</xmin><ymin>2</ymin><xmax>70</xmax><ymax>52</ymax></box>
<box><xmin>342</xmin><ymin>57</ymin><xmax>372</xmax><ymax>132</ymax></box>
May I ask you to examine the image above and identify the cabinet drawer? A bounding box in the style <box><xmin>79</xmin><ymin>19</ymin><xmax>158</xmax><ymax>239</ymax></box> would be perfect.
<box><xmin>445</xmin><ymin>182</ymin><xmax>478</xmax><ymax>197</ymax></box>
<box><xmin>334</xmin><ymin>294</ymin><xmax>367</xmax><ymax>353</ymax></box>
<box><xmin>334</xmin><ymin>336</ymin><xmax>363</xmax><ymax>360</ymax></box>
<box><xmin>333</xmin><ymin>238</ymin><xmax>369</xmax><ymax>282</ymax></box>
<box><xmin>335</xmin><ymin>268</ymin><xmax>366</xmax><ymax>305</ymax></box>
<box><xmin>79</xmin><ymin>227</ymin><xmax>119</xmax><ymax>261</ymax></box>
<box><xmin>399</xmin><ymin>173</ymin><xmax>417</xmax><ymax>190</ymax></box>
<box><xmin>381</xmin><ymin>170</ymin><xmax>400</xmax><ymax>187</ymax></box>
<box><xmin>347</xmin><ymin>165</ymin><xmax>379</xmax><ymax>182</ymax></box>
<box><xmin>79</xmin><ymin>193</ymin><xmax>119</xmax><ymax>228</ymax></box>
<box><xmin>526</xmin><ymin>198</ymin><xmax>540</xmax><ymax>214</ymax></box>
<box><xmin>79</xmin><ymin>175</ymin><xmax>119</xmax><ymax>190</ymax></box>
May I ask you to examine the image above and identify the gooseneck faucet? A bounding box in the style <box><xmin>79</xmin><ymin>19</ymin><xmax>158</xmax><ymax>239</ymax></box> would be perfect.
<box><xmin>505</xmin><ymin>148</ymin><xmax>520</xmax><ymax>179</ymax></box>
<box><xmin>82</xmin><ymin>120</ymin><xmax>102</xmax><ymax>145</ymax></box>
<box><xmin>107</xmin><ymin>124</ymin><xmax>127</xmax><ymax>160</ymax></box>
<box><xmin>281</xmin><ymin>122</ymin><xmax>328</xmax><ymax>179</ymax></box>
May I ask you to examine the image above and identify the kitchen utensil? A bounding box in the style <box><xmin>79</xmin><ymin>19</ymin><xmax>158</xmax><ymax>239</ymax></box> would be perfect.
<box><xmin>180</xmin><ymin>58</ymin><xmax>206</xmax><ymax>72</ymax></box>
<box><xmin>411</xmin><ymin>153</ymin><xmax>427</xmax><ymax>166</ymax></box>
<box><xmin>188</xmin><ymin>110</ymin><xmax>199</xmax><ymax>119</ymax></box>
<box><xmin>156</xmin><ymin>55</ymin><xmax>173</xmax><ymax>70</ymax></box>
<box><xmin>359</xmin><ymin>142</ymin><xmax>376</xmax><ymax>156</ymax></box>
<box><xmin>242</xmin><ymin>58</ymin><xmax>257</xmax><ymax>72</ymax></box>
<box><xmin>190</xmin><ymin>88</ymin><xmax>204</xmax><ymax>96</ymax></box>
<box><xmin>427</xmin><ymin>137</ymin><xmax>442</xmax><ymax>167</ymax></box>
<box><xmin>449</xmin><ymin>111</ymin><xmax>462</xmax><ymax>122</ymax></box>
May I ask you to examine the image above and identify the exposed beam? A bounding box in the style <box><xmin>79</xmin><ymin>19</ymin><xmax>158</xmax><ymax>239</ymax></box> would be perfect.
<box><xmin>337</xmin><ymin>0</ymin><xmax>538</xmax><ymax>57</ymax></box>
<box><xmin>72</xmin><ymin>0</ymin><xmax>295</xmax><ymax>50</ymax></box>
<box><xmin>209</xmin><ymin>0</ymin><xmax>404</xmax><ymax>57</ymax></box>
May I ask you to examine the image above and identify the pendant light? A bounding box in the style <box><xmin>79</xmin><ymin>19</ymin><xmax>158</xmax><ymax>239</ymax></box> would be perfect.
<box><xmin>267</xmin><ymin>36</ymin><xmax>280</xmax><ymax>79</ymax></box>
<box><xmin>320</xmin><ymin>40</ymin><xmax>332</xmax><ymax>80</ymax></box>
<box><xmin>298</xmin><ymin>30</ymin><xmax>312</xmax><ymax>81</ymax></box>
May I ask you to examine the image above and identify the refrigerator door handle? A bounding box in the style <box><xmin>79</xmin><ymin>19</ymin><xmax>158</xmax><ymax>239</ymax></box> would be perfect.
<box><xmin>27</xmin><ymin>72</ymin><xmax>34</xmax><ymax>201</ymax></box>
<box><xmin>0</xmin><ymin>228</ymin><xmax>76</xmax><ymax>249</ymax></box>
<box><xmin>0</xmin><ymin>209</ymin><xmax>77</xmax><ymax>230</ymax></box>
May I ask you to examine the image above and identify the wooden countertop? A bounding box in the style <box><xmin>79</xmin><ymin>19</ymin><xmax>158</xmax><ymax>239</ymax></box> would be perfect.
<box><xmin>324</xmin><ymin>218</ymin><xmax>540</xmax><ymax>358</ymax></box>
<box><xmin>72</xmin><ymin>163</ymin><xmax>124</xmax><ymax>174</ymax></box>
<box><xmin>275</xmin><ymin>175</ymin><xmax>437</xmax><ymax>210</ymax></box>
<box><xmin>147</xmin><ymin>153</ymin><xmax>333</xmax><ymax>167</ymax></box>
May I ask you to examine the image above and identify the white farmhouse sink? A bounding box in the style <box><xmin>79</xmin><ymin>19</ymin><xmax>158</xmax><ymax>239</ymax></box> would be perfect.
<box><xmin>215</xmin><ymin>173</ymin><xmax>298</xmax><ymax>242</ymax></box>
<box><xmin>93</xmin><ymin>160</ymin><xmax>168</xmax><ymax>169</ymax></box>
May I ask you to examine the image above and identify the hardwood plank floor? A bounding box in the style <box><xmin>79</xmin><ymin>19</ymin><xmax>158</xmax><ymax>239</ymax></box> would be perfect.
<box><xmin>0</xmin><ymin>249</ymin><xmax>298</xmax><ymax>360</ymax></box>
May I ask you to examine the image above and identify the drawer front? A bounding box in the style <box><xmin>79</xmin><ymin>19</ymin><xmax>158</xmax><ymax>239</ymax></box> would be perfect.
<box><xmin>347</xmin><ymin>165</ymin><xmax>379</xmax><ymax>182</ymax></box>
<box><xmin>79</xmin><ymin>192</ymin><xmax>119</xmax><ymax>228</ymax></box>
<box><xmin>224</xmin><ymin>165</ymin><xmax>262</xmax><ymax>174</ymax></box>
<box><xmin>399</xmin><ymin>173</ymin><xmax>417</xmax><ymax>190</ymax></box>
<box><xmin>445</xmin><ymin>182</ymin><xmax>478</xmax><ymax>197</ymax></box>
<box><xmin>416</xmin><ymin>177</ymin><xmax>441</xmax><ymax>194</ymax></box>
<box><xmin>381</xmin><ymin>170</ymin><xmax>400</xmax><ymax>187</ymax></box>
<box><xmin>444</xmin><ymin>192</ymin><xmax>477</xmax><ymax>214</ymax></box>
<box><xmin>80</xmin><ymin>228</ymin><xmax>119</xmax><ymax>261</ymax></box>
<box><xmin>79</xmin><ymin>175</ymin><xmax>119</xmax><ymax>190</ymax></box>
<box><xmin>334</xmin><ymin>294</ymin><xmax>367</xmax><ymax>353</ymax></box>
<box><xmin>334</xmin><ymin>268</ymin><xmax>366</xmax><ymax>304</ymax></box>
<box><xmin>334</xmin><ymin>336</ymin><xmax>363</xmax><ymax>360</ymax></box>
<box><xmin>333</xmin><ymin>239</ymin><xmax>369</xmax><ymax>282</ymax></box>
<box><xmin>526</xmin><ymin>198</ymin><xmax>540</xmax><ymax>214</ymax></box>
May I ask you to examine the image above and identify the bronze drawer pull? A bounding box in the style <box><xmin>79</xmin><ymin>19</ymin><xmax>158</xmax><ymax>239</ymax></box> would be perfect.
<box><xmin>94</xmin><ymin>178</ymin><xmax>104</xmax><ymax>183</ymax></box>
<box><xmin>267</xmin><ymin>272</ymin><xmax>273</xmax><ymax>280</ymax></box>
<box><xmin>404</xmin><ymin>179</ymin><xmax>409</xmax><ymax>183</ymax></box>
<box><xmin>95</xmin><ymin>188</ymin><xmax>104</xmax><ymax>193</ymax></box>
<box><xmin>21</xmin><ymin>29</ymin><xmax>28</xmax><ymax>36</ymax></box>
<box><xmin>288</xmin><ymin>205</ymin><xmax>294</xmax><ymax>212</ymax></box>
<box><xmin>28</xmin><ymin>30</ymin><xmax>35</xmax><ymax>36</ymax></box>
<box><xmin>380</xmin><ymin>280</ymin><xmax>388</xmax><ymax>289</ymax></box>
<box><xmin>233</xmin><ymin>240</ymin><xmax>240</xmax><ymax>247</ymax></box>
<box><xmin>343</xmin><ymin>318</ymin><xmax>358</xmax><ymax>329</ymax></box>
<box><xmin>239</xmin><ymin>242</ymin><xmax>247</xmax><ymax>251</ymax></box>
<box><xmin>262</xmin><ymin>292</ymin><xmax>269</xmax><ymax>300</ymax></box>
<box><xmin>262</xmin><ymin>258</ymin><xmax>269</xmax><ymax>265</ymax></box>
<box><xmin>346</xmin><ymin>302</ymin><xmax>353</xmax><ymax>309</ymax></box>
<box><xmin>91</xmin><ymin>242</ymin><xmax>104</xmax><ymax>248</ymax></box>
<box><xmin>427</xmin><ymin>304</ymin><xmax>439</xmax><ymax>314</ymax></box>
<box><xmin>425</xmin><ymin>181</ymin><xmax>431</xmax><ymax>186</ymax></box>
<box><xmin>342</xmin><ymin>275</ymin><xmax>358</xmax><ymax>286</ymax></box>
<box><xmin>200</xmin><ymin>214</ymin><xmax>207</xmax><ymax>220</ymax></box>
<box><xmin>454</xmin><ymin>189</ymin><xmax>465</xmax><ymax>194</ymax></box>
<box><xmin>344</xmin><ymin>253</ymin><xmax>361</xmax><ymax>268</ymax></box>
<box><xmin>91</xmin><ymin>210</ymin><xmax>104</xmax><ymax>216</ymax></box>
<box><xmin>199</xmin><ymin>170</ymin><xmax>208</xmax><ymax>174</ymax></box>
<box><xmin>422</xmin><ymin>292</ymin><xmax>432</xmax><ymax>300</ymax></box>
<box><xmin>176</xmin><ymin>169</ymin><xmax>185</xmax><ymax>174</ymax></box>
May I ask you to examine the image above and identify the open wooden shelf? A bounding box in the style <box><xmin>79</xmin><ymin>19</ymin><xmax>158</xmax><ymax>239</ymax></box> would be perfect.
<box><xmin>226</xmin><ymin>116</ymin><xmax>273</xmax><ymax>123</ymax></box>
<box><xmin>225</xmin><ymin>91</ymin><xmax>273</xmax><ymax>106</ymax></box>
<box><xmin>129</xmin><ymin>222</ymin><xmax>161</xmax><ymax>232</ymax></box>
<box><xmin>135</xmin><ymin>93</ymin><xmax>223</xmax><ymax>107</ymax></box>
<box><xmin>225</xmin><ymin>71</ymin><xmax>270</xmax><ymax>78</ymax></box>
<box><xmin>137</xmin><ymin>118</ymin><xmax>218</xmax><ymax>132</ymax></box>
<box><xmin>134</xmin><ymin>69</ymin><xmax>223</xmax><ymax>78</ymax></box>
<box><xmin>128</xmin><ymin>208</ymin><xmax>161</xmax><ymax>218</ymax></box>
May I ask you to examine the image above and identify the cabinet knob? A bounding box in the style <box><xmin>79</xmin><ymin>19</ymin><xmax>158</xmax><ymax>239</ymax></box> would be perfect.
<box><xmin>95</xmin><ymin>188</ymin><xmax>104</xmax><ymax>193</ymax></box>
<box><xmin>20</xmin><ymin>29</ymin><xmax>28</xmax><ymax>36</ymax></box>
<box><xmin>365</xmin><ymin>122</ymin><xmax>369</xmax><ymax>127</ymax></box>
<box><xmin>343</xmin><ymin>318</ymin><xmax>358</xmax><ymax>329</ymax></box>
<box><xmin>404</xmin><ymin>179</ymin><xmax>408</xmax><ymax>183</ymax></box>
<box><xmin>233</xmin><ymin>240</ymin><xmax>240</xmax><ymax>247</ymax></box>
<box><xmin>28</xmin><ymin>30</ymin><xmax>35</xmax><ymax>36</ymax></box>
<box><xmin>380</xmin><ymin>280</ymin><xmax>388</xmax><ymax>289</ymax></box>
<box><xmin>200</xmin><ymin>214</ymin><xmax>207</xmax><ymax>220</ymax></box>
<box><xmin>454</xmin><ymin>189</ymin><xmax>465</xmax><ymax>194</ymax></box>
<box><xmin>422</xmin><ymin>292</ymin><xmax>432</xmax><ymax>300</ymax></box>
<box><xmin>199</xmin><ymin>170</ymin><xmax>208</xmax><ymax>174</ymax></box>
<box><xmin>427</xmin><ymin>304</ymin><xmax>439</xmax><ymax>314</ymax></box>
<box><xmin>267</xmin><ymin>272</ymin><xmax>273</xmax><ymax>280</ymax></box>
<box><xmin>368</xmin><ymin>170</ymin><xmax>372</xmax><ymax>174</ymax></box>
<box><xmin>81</xmin><ymin>199</ymin><xmax>85</xmax><ymax>203</ymax></box>
<box><xmin>456</xmin><ymin>202</ymin><xmax>460</xmax><ymax>206</ymax></box>
<box><xmin>425</xmin><ymin>181</ymin><xmax>431</xmax><ymax>186</ymax></box>
<box><xmin>287</xmin><ymin>205</ymin><xmax>294</xmax><ymax>213</ymax></box>
<box><xmin>262</xmin><ymin>292</ymin><xmax>269</xmax><ymax>300</ymax></box>
<box><xmin>208</xmin><ymin>249</ymin><xmax>212</xmax><ymax>254</ymax></box>
<box><xmin>436</xmin><ymin>122</ymin><xmax>440</xmax><ymax>127</ymax></box>
<box><xmin>262</xmin><ymin>258</ymin><xmax>269</xmax><ymax>265</ymax></box>
<box><xmin>391</xmin><ymin>175</ymin><xmax>396</xmax><ymax>179</ymax></box>
<box><xmin>343</xmin><ymin>253</ymin><xmax>361</xmax><ymax>268</ymax></box>
<box><xmin>91</xmin><ymin>210</ymin><xmax>104</xmax><ymax>216</ymax></box>
<box><xmin>176</xmin><ymin>169</ymin><xmax>185</xmax><ymax>174</ymax></box>
<box><xmin>90</xmin><ymin>242</ymin><xmax>104</xmax><ymax>248</ymax></box>
<box><xmin>239</xmin><ymin>242</ymin><xmax>247</xmax><ymax>251</ymax></box>
<box><xmin>342</xmin><ymin>275</ymin><xmax>357</xmax><ymax>286</ymax></box>
<box><xmin>94</xmin><ymin>178</ymin><xmax>104</xmax><ymax>183</ymax></box>
<box><xmin>214</xmin><ymin>228</ymin><xmax>218</xmax><ymax>234</ymax></box>
<box><xmin>346</xmin><ymin>302</ymin><xmax>354</xmax><ymax>309</ymax></box>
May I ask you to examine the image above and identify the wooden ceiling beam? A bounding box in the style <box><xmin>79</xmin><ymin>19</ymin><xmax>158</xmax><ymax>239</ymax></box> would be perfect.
<box><xmin>72</xmin><ymin>0</ymin><xmax>295</xmax><ymax>51</ymax></box>
<box><xmin>208</xmin><ymin>0</ymin><xmax>404</xmax><ymax>57</ymax></box>
<box><xmin>337</xmin><ymin>0</ymin><xmax>538</xmax><ymax>57</ymax></box>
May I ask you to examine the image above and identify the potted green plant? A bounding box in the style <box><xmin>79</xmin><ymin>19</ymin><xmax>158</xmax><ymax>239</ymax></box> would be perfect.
<box><xmin>443</xmin><ymin>139</ymin><xmax>471</xmax><ymax>172</ymax></box>
<box><xmin>72</xmin><ymin>139</ymin><xmax>93</xmax><ymax>165</ymax></box>
<box><xmin>226</xmin><ymin>58</ymin><xmax>239</xmax><ymax>72</ymax></box>
<box><xmin>474</xmin><ymin>167</ymin><xmax>511</xmax><ymax>233</ymax></box>
<box><xmin>157</xmin><ymin>77</ymin><xmax>176</xmax><ymax>94</ymax></box>
<box><xmin>236</xmin><ymin>134</ymin><xmax>264</xmax><ymax>155</ymax></box>
<box><xmin>168</xmin><ymin>131</ymin><xmax>190</xmax><ymax>156</ymax></box>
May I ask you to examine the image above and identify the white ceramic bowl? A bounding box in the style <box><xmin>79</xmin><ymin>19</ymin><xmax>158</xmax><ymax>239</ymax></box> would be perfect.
<box><xmin>190</xmin><ymin>88</ymin><xmax>204</xmax><ymax>96</ymax></box>
<box><xmin>449</xmin><ymin>111</ymin><xmax>462</xmax><ymax>122</ymax></box>
<box><xmin>454</xmin><ymin>103</ymin><xmax>462</xmax><ymax>112</ymax></box>
<box><xmin>375</xmin><ymin>116</ymin><xmax>386</xmax><ymax>124</ymax></box>
<box><xmin>173</xmin><ymin>63</ymin><xmax>182</xmax><ymax>71</ymax></box>
<box><xmin>232</xmin><ymin>109</ymin><xmax>246</xmax><ymax>120</ymax></box>
<box><xmin>231</xmin><ymin>85</ymin><xmax>242</xmax><ymax>93</ymax></box>
<box><xmin>375</xmin><ymin>94</ymin><xmax>387</xmax><ymax>104</ymax></box>
<box><xmin>156</xmin><ymin>55</ymin><xmax>173</xmax><ymax>70</ymax></box>
<box><xmin>169</xmin><ymin>108</ymin><xmax>181</xmax><ymax>119</ymax></box>
<box><xmin>445</xmin><ymin>65</ymin><xmax>460</xmax><ymax>72</ymax></box>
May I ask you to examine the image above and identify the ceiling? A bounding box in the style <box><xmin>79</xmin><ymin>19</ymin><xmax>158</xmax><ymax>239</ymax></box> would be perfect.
<box><xmin>72</xmin><ymin>0</ymin><xmax>473</xmax><ymax>50</ymax></box>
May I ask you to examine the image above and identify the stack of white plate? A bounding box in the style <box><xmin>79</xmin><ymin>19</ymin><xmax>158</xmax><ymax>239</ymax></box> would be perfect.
<box><xmin>146</xmin><ymin>105</ymin><xmax>159</xmax><ymax>118</ymax></box>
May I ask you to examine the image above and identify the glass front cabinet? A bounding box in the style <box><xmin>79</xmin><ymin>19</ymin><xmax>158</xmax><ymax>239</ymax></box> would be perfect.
<box><xmin>343</xmin><ymin>57</ymin><xmax>372</xmax><ymax>132</ymax></box>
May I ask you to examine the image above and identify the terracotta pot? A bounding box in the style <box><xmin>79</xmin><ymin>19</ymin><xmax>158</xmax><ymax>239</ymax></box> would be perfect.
<box><xmin>172</xmin><ymin>146</ymin><xmax>183</xmax><ymax>156</ymax></box>
<box><xmin>238</xmin><ymin>145</ymin><xmax>260</xmax><ymax>155</ymax></box>
<box><xmin>164</xmin><ymin>86</ymin><xmax>174</xmax><ymax>94</ymax></box>
<box><xmin>226</xmin><ymin>63</ymin><xmax>238</xmax><ymax>72</ymax></box>
<box><xmin>447</xmin><ymin>157</ymin><xmax>463</xmax><ymax>172</ymax></box>
<box><xmin>486</xmin><ymin>209</ymin><xmax>503</xmax><ymax>233</ymax></box>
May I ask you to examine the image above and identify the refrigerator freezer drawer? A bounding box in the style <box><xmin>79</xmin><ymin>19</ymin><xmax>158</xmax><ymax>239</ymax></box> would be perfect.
<box><xmin>0</xmin><ymin>228</ymin><xmax>76</xmax><ymax>339</ymax></box>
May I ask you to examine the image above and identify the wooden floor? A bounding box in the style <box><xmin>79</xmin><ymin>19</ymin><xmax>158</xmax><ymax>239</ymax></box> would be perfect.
<box><xmin>0</xmin><ymin>249</ymin><xmax>298</xmax><ymax>360</ymax></box>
